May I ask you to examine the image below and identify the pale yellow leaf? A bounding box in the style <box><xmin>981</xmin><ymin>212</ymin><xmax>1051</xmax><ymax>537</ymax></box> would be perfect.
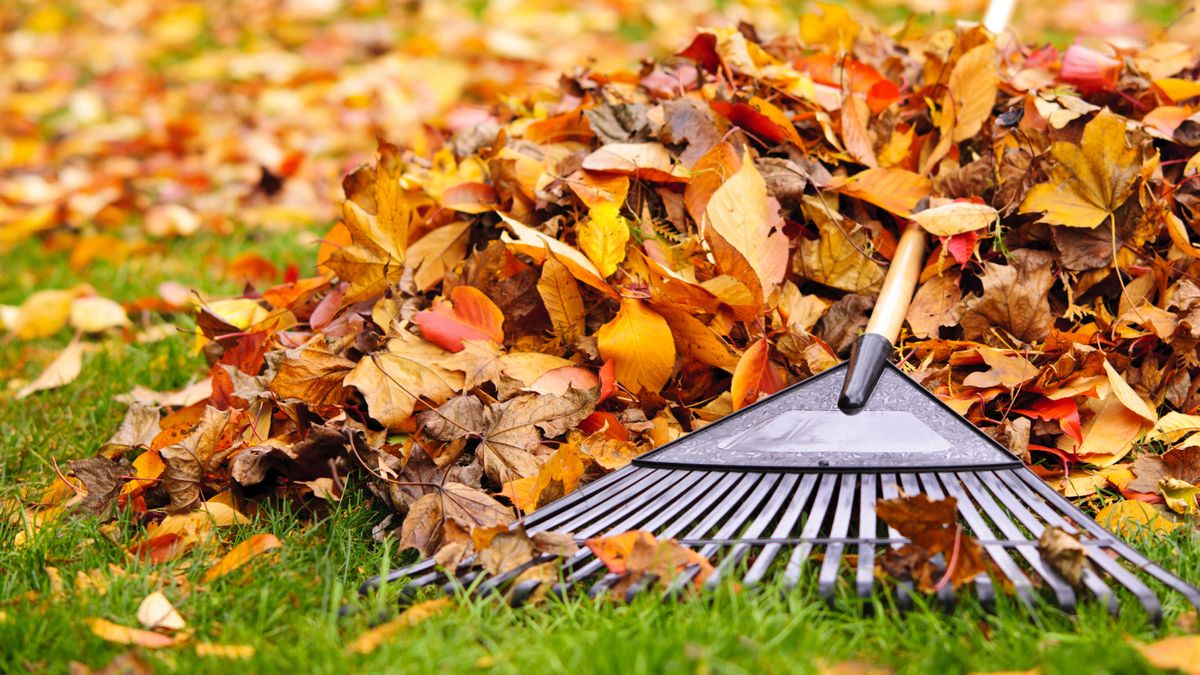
<box><xmin>705</xmin><ymin>151</ymin><xmax>788</xmax><ymax>296</ymax></box>
<box><xmin>85</xmin><ymin>618</ymin><xmax>175</xmax><ymax>649</ymax></box>
<box><xmin>17</xmin><ymin>338</ymin><xmax>84</xmax><ymax>399</ymax></box>
<box><xmin>909</xmin><ymin>201</ymin><xmax>998</xmax><ymax>237</ymax></box>
<box><xmin>69</xmin><ymin>296</ymin><xmax>129</xmax><ymax>333</ymax></box>
<box><xmin>136</xmin><ymin>591</ymin><xmax>185</xmax><ymax>631</ymax></box>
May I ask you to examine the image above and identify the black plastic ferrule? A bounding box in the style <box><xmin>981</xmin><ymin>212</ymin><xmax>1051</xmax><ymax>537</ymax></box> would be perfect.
<box><xmin>837</xmin><ymin>333</ymin><xmax>893</xmax><ymax>415</ymax></box>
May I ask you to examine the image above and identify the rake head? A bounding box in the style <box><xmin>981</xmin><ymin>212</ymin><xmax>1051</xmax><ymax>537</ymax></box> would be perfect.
<box><xmin>362</xmin><ymin>364</ymin><xmax>1200</xmax><ymax>621</ymax></box>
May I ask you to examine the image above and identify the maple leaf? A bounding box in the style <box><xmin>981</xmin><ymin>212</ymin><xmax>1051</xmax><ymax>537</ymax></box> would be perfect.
<box><xmin>876</xmin><ymin>495</ymin><xmax>987</xmax><ymax>593</ymax></box>
<box><xmin>795</xmin><ymin>195</ymin><xmax>885</xmax><ymax>293</ymax></box>
<box><xmin>400</xmin><ymin>482</ymin><xmax>513</xmax><ymax>556</ymax></box>
<box><xmin>1019</xmin><ymin>109</ymin><xmax>1142</xmax><ymax>228</ymax></box>
<box><xmin>268</xmin><ymin>340</ymin><xmax>355</xmax><ymax>408</ymax></box>
<box><xmin>959</xmin><ymin>249</ymin><xmax>1055</xmax><ymax>344</ymax></box>
<box><xmin>597</xmin><ymin>298</ymin><xmax>676</xmax><ymax>394</ymax></box>
<box><xmin>577</xmin><ymin>202</ymin><xmax>631</xmax><ymax>278</ymax></box>
<box><xmin>413</xmin><ymin>285</ymin><xmax>505</xmax><ymax>353</ymax></box>
<box><xmin>159</xmin><ymin>406</ymin><xmax>241</xmax><ymax>511</ymax></box>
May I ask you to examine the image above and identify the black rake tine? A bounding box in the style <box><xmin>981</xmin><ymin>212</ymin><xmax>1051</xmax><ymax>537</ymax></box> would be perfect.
<box><xmin>1015</xmin><ymin>470</ymin><xmax>1200</xmax><ymax>611</ymax></box>
<box><xmin>706</xmin><ymin>474</ymin><xmax>800</xmax><ymax>590</ymax></box>
<box><xmin>817</xmin><ymin>474</ymin><xmax>857</xmax><ymax>604</ymax></box>
<box><xmin>913</xmin><ymin>473</ymin><xmax>957</xmax><ymax>610</ymax></box>
<box><xmin>527</xmin><ymin>468</ymin><xmax>675</xmax><ymax>533</ymax></box>
<box><xmin>956</xmin><ymin>472</ymin><xmax>1078</xmax><ymax>611</ymax></box>
<box><xmin>556</xmin><ymin>468</ymin><xmax>734</xmax><ymax>588</ymax></box>
<box><xmin>743</xmin><ymin>473</ymin><xmax>819</xmax><ymax>587</ymax></box>
<box><xmin>659</xmin><ymin>474</ymin><xmax>769</xmax><ymax>599</ymax></box>
<box><xmin>978</xmin><ymin>471</ymin><xmax>1118</xmax><ymax>615</ymax></box>
<box><xmin>361</xmin><ymin>557</ymin><xmax>439</xmax><ymax>594</ymax></box>
<box><xmin>997</xmin><ymin>470</ymin><xmax>1162</xmax><ymax>619</ymax></box>
<box><xmin>855</xmin><ymin>473</ymin><xmax>878</xmax><ymax>600</ymax></box>
<box><xmin>783</xmin><ymin>474</ymin><xmax>839</xmax><ymax>589</ymax></box>
<box><xmin>879</xmin><ymin>473</ymin><xmax>915</xmax><ymax>609</ymax></box>
<box><xmin>688</xmin><ymin>473</ymin><xmax>785</xmax><ymax>589</ymax></box>
<box><xmin>935</xmin><ymin>472</ymin><xmax>1039</xmax><ymax>610</ymax></box>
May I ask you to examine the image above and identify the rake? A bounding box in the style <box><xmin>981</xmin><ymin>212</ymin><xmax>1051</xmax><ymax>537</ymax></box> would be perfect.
<box><xmin>362</xmin><ymin>220</ymin><xmax>1200</xmax><ymax>620</ymax></box>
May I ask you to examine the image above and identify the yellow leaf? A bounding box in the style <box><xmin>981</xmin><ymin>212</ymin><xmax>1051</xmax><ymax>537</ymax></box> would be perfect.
<box><xmin>195</xmin><ymin>643</ymin><xmax>256</xmax><ymax>659</ymax></box>
<box><xmin>799</xmin><ymin>2</ymin><xmax>860</xmax><ymax>51</ymax></box>
<box><xmin>499</xmin><ymin>213</ymin><xmax>615</xmax><ymax>297</ymax></box>
<box><xmin>597</xmin><ymin>299</ymin><xmax>675</xmax><ymax>394</ymax></box>
<box><xmin>407</xmin><ymin>221</ymin><xmax>471</xmax><ymax>292</ymax></box>
<box><xmin>795</xmin><ymin>195</ymin><xmax>885</xmax><ymax>293</ymax></box>
<box><xmin>1147</xmin><ymin>411</ymin><xmax>1200</xmax><ymax>445</ymax></box>
<box><xmin>1154</xmin><ymin>78</ymin><xmax>1200</xmax><ymax>102</ymax></box>
<box><xmin>69</xmin><ymin>296</ymin><xmax>129</xmax><ymax>333</ymax></box>
<box><xmin>537</xmin><ymin>253</ymin><xmax>586</xmax><ymax>342</ymax></box>
<box><xmin>17</xmin><ymin>338</ymin><xmax>84</xmax><ymax>399</ymax></box>
<box><xmin>1019</xmin><ymin>109</ymin><xmax>1140</xmax><ymax>228</ymax></box>
<box><xmin>346</xmin><ymin>598</ymin><xmax>453</xmax><ymax>654</ymax></box>
<box><xmin>1102</xmin><ymin>359</ymin><xmax>1158</xmax><ymax>422</ymax></box>
<box><xmin>577</xmin><ymin>202</ymin><xmax>630</xmax><ymax>278</ymax></box>
<box><xmin>909</xmin><ymin>201</ymin><xmax>998</xmax><ymax>237</ymax></box>
<box><xmin>705</xmin><ymin>151</ymin><xmax>788</xmax><ymax>296</ymax></box>
<box><xmin>1062</xmin><ymin>395</ymin><xmax>1150</xmax><ymax>466</ymax></box>
<box><xmin>85</xmin><ymin>618</ymin><xmax>175</xmax><ymax>649</ymax></box>
<box><xmin>12</xmin><ymin>289</ymin><xmax>73</xmax><ymax>339</ymax></box>
<box><xmin>203</xmin><ymin>533</ymin><xmax>283</xmax><ymax>582</ymax></box>
<box><xmin>1137</xmin><ymin>635</ymin><xmax>1200</xmax><ymax>674</ymax></box>
<box><xmin>1161</xmin><ymin>478</ymin><xmax>1200</xmax><ymax>515</ymax></box>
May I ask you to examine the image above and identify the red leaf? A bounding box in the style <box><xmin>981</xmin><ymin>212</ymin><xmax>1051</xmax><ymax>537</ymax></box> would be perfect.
<box><xmin>599</xmin><ymin>360</ymin><xmax>616</xmax><ymax>402</ymax></box>
<box><xmin>941</xmin><ymin>230</ymin><xmax>980</xmax><ymax>266</ymax></box>
<box><xmin>580</xmin><ymin>411</ymin><xmax>629</xmax><ymax>441</ymax></box>
<box><xmin>677</xmin><ymin>33</ymin><xmax>719</xmax><ymax>72</ymax></box>
<box><xmin>412</xmin><ymin>286</ymin><xmax>504</xmax><ymax>352</ymax></box>
<box><xmin>1014</xmin><ymin>397</ymin><xmax>1083</xmax><ymax>445</ymax></box>
<box><xmin>1060</xmin><ymin>44</ymin><xmax>1121</xmax><ymax>94</ymax></box>
<box><xmin>709</xmin><ymin>101</ymin><xmax>790</xmax><ymax>144</ymax></box>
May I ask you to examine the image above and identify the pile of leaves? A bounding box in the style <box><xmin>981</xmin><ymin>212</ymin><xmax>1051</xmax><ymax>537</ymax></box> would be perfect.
<box><xmin>14</xmin><ymin>4</ymin><xmax>1200</xmax><ymax>595</ymax></box>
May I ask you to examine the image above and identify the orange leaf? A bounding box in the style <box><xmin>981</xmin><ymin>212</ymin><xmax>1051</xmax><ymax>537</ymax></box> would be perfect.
<box><xmin>730</xmin><ymin>338</ymin><xmax>785</xmax><ymax>410</ymax></box>
<box><xmin>203</xmin><ymin>533</ymin><xmax>283</xmax><ymax>582</ymax></box>
<box><xmin>413</xmin><ymin>286</ymin><xmax>504</xmax><ymax>353</ymax></box>
<box><xmin>85</xmin><ymin>618</ymin><xmax>176</xmax><ymax>649</ymax></box>
<box><xmin>830</xmin><ymin>167</ymin><xmax>930</xmax><ymax>217</ymax></box>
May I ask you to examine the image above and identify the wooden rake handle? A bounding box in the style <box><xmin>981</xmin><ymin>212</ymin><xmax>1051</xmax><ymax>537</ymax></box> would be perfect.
<box><xmin>837</xmin><ymin>223</ymin><xmax>926</xmax><ymax>414</ymax></box>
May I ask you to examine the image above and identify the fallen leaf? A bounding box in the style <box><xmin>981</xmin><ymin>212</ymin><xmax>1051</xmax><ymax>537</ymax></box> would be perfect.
<box><xmin>413</xmin><ymin>286</ymin><xmax>504</xmax><ymax>353</ymax></box>
<box><xmin>17</xmin><ymin>338</ymin><xmax>84</xmax><ymax>399</ymax></box>
<box><xmin>959</xmin><ymin>249</ymin><xmax>1055</xmax><ymax>344</ymax></box>
<box><xmin>730</xmin><ymin>338</ymin><xmax>785</xmax><ymax>410</ymax></box>
<box><xmin>1036</xmin><ymin>526</ymin><xmax>1085</xmax><ymax>587</ymax></box>
<box><xmin>705</xmin><ymin>150</ymin><xmax>788</xmax><ymax>296</ymax></box>
<box><xmin>345</xmin><ymin>598</ymin><xmax>453</xmax><ymax>654</ymax></box>
<box><xmin>69</xmin><ymin>296</ymin><xmax>129</xmax><ymax>333</ymax></box>
<box><xmin>136</xmin><ymin>591</ymin><xmax>186</xmax><ymax>631</ymax></box>
<box><xmin>194</xmin><ymin>643</ymin><xmax>256</xmax><ymax>659</ymax></box>
<box><xmin>537</xmin><ymin>252</ymin><xmax>586</xmax><ymax>342</ymax></box>
<box><xmin>85</xmin><ymin>618</ymin><xmax>176</xmax><ymax>649</ymax></box>
<box><xmin>1136</xmin><ymin>636</ymin><xmax>1200</xmax><ymax>675</ymax></box>
<box><xmin>203</xmin><ymin>533</ymin><xmax>283</xmax><ymax>582</ymax></box>
<box><xmin>578</xmin><ymin>202</ymin><xmax>630</xmax><ymax>278</ymax></box>
<box><xmin>1020</xmin><ymin>110</ymin><xmax>1140</xmax><ymax>228</ymax></box>
<box><xmin>909</xmin><ymin>201</ymin><xmax>998</xmax><ymax>237</ymax></box>
<box><xmin>343</xmin><ymin>333</ymin><xmax>464</xmax><ymax>429</ymax></box>
<box><xmin>597</xmin><ymin>298</ymin><xmax>676</xmax><ymax>394</ymax></box>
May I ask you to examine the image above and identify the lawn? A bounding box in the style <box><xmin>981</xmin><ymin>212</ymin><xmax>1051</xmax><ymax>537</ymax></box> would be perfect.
<box><xmin>1</xmin><ymin>230</ymin><xmax>1199</xmax><ymax>673</ymax></box>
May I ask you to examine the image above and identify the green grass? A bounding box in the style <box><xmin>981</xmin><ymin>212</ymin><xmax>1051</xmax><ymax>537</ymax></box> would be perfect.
<box><xmin>2</xmin><ymin>236</ymin><xmax>1199</xmax><ymax>673</ymax></box>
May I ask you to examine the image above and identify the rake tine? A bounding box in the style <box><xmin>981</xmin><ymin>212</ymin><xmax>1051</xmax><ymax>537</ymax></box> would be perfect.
<box><xmin>956</xmin><ymin>472</ymin><xmax>1077</xmax><ymax>611</ymax></box>
<box><xmin>588</xmin><ymin>573</ymin><xmax>621</xmax><ymax>599</ymax></box>
<box><xmin>998</xmin><ymin>471</ymin><xmax>1161</xmax><ymax>619</ymax></box>
<box><xmin>521</xmin><ymin>465</ymin><xmax>648</xmax><ymax>528</ymax></box>
<box><xmin>979</xmin><ymin>471</ymin><xmax>1118</xmax><ymax>616</ymax></box>
<box><xmin>1017</xmin><ymin>470</ymin><xmax>1200</xmax><ymax>611</ymax></box>
<box><xmin>706</xmin><ymin>474</ymin><xmax>800</xmax><ymax>590</ymax></box>
<box><xmin>554</xmin><ymin>468</ymin><xmax>739</xmax><ymax>588</ymax></box>
<box><xmin>879</xmin><ymin>473</ymin><xmax>915</xmax><ymax>609</ymax></box>
<box><xmin>818</xmin><ymin>474</ymin><xmax>858</xmax><ymax>604</ymax></box>
<box><xmin>936</xmin><ymin>472</ymin><xmax>1038</xmax><ymax>610</ymax></box>
<box><xmin>473</xmin><ymin>555</ymin><xmax>554</xmax><ymax>601</ymax></box>
<box><xmin>528</xmin><ymin>468</ymin><xmax>674</xmax><ymax>533</ymax></box>
<box><xmin>743</xmin><ymin>473</ymin><xmax>819</xmax><ymax>587</ymax></box>
<box><xmin>360</xmin><ymin>558</ymin><xmax>440</xmax><ymax>594</ymax></box>
<box><xmin>783</xmin><ymin>474</ymin><xmax>839</xmax><ymax>589</ymax></box>
<box><xmin>856</xmin><ymin>473</ymin><xmax>878</xmax><ymax>600</ymax></box>
<box><xmin>657</xmin><ymin>474</ymin><xmax>769</xmax><ymax>599</ymax></box>
<box><xmin>913</xmin><ymin>474</ymin><xmax>957</xmax><ymax>610</ymax></box>
<box><xmin>692</xmin><ymin>473</ymin><xmax>782</xmax><ymax>561</ymax></box>
<box><xmin>444</xmin><ymin>569</ymin><xmax>484</xmax><ymax>598</ymax></box>
<box><xmin>510</xmin><ymin>579</ymin><xmax>543</xmax><ymax>608</ymax></box>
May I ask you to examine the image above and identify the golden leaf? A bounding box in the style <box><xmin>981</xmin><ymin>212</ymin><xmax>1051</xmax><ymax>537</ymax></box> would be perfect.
<box><xmin>1019</xmin><ymin>109</ymin><xmax>1141</xmax><ymax>228</ymax></box>
<box><xmin>705</xmin><ymin>151</ymin><xmax>788</xmax><ymax>296</ymax></box>
<box><xmin>577</xmin><ymin>202</ymin><xmax>630</xmax><ymax>278</ymax></box>
<box><xmin>537</xmin><ymin>252</ymin><xmax>586</xmax><ymax>342</ymax></box>
<box><xmin>597</xmin><ymin>298</ymin><xmax>676</xmax><ymax>394</ymax></box>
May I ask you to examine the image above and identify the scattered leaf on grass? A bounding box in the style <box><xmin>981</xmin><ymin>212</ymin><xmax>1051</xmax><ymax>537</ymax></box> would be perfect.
<box><xmin>203</xmin><ymin>533</ymin><xmax>283</xmax><ymax>582</ymax></box>
<box><xmin>345</xmin><ymin>598</ymin><xmax>453</xmax><ymax>654</ymax></box>
<box><xmin>85</xmin><ymin>618</ymin><xmax>176</xmax><ymax>649</ymax></box>
<box><xmin>136</xmin><ymin>591</ymin><xmax>186</xmax><ymax>631</ymax></box>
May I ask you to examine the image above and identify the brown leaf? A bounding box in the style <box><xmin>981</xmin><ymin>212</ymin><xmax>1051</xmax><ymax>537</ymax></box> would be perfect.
<box><xmin>68</xmin><ymin>457</ymin><xmax>133</xmax><ymax>517</ymax></box>
<box><xmin>399</xmin><ymin>483</ymin><xmax>513</xmax><ymax>556</ymax></box>
<box><xmin>796</xmin><ymin>196</ymin><xmax>885</xmax><ymax>293</ymax></box>
<box><xmin>159</xmin><ymin>406</ymin><xmax>239</xmax><ymax>511</ymax></box>
<box><xmin>959</xmin><ymin>249</ymin><xmax>1055</xmax><ymax>344</ymax></box>
<box><xmin>906</xmin><ymin>270</ymin><xmax>963</xmax><ymax>339</ymax></box>
<box><xmin>268</xmin><ymin>341</ymin><xmax>354</xmax><ymax>408</ymax></box>
<box><xmin>1036</xmin><ymin>525</ymin><xmax>1085</xmax><ymax>588</ymax></box>
<box><xmin>876</xmin><ymin>495</ymin><xmax>987</xmax><ymax>593</ymax></box>
<box><xmin>343</xmin><ymin>333</ymin><xmax>464</xmax><ymax>430</ymax></box>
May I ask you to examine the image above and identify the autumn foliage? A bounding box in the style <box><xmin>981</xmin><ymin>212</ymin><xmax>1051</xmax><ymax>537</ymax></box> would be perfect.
<box><xmin>10</xmin><ymin>3</ymin><xmax>1200</xmax><ymax>595</ymax></box>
